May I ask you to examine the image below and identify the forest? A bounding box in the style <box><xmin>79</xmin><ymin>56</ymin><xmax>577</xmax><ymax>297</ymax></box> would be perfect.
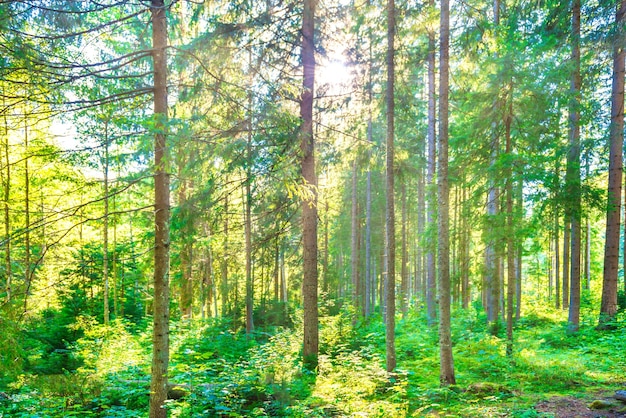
<box><xmin>0</xmin><ymin>0</ymin><xmax>625</xmax><ymax>416</ymax></box>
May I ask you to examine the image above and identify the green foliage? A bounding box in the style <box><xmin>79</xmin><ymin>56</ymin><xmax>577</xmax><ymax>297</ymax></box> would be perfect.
<box><xmin>2</xmin><ymin>307</ymin><xmax>625</xmax><ymax>417</ymax></box>
<box><xmin>94</xmin><ymin>367</ymin><xmax>150</xmax><ymax>412</ymax></box>
<box><xmin>22</xmin><ymin>288</ymin><xmax>89</xmax><ymax>375</ymax></box>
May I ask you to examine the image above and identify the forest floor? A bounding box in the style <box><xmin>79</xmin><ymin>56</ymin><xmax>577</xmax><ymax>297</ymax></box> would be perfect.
<box><xmin>536</xmin><ymin>390</ymin><xmax>626</xmax><ymax>417</ymax></box>
<box><xmin>1</xmin><ymin>303</ymin><xmax>625</xmax><ymax>417</ymax></box>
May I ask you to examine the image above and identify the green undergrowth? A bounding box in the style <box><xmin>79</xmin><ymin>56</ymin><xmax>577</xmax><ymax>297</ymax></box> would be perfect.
<box><xmin>0</xmin><ymin>305</ymin><xmax>624</xmax><ymax>417</ymax></box>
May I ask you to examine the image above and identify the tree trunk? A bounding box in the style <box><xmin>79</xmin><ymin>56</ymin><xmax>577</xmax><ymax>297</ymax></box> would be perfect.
<box><xmin>505</xmin><ymin>85</ymin><xmax>514</xmax><ymax>356</ymax></box>
<box><xmin>438</xmin><ymin>0</ymin><xmax>455</xmax><ymax>386</ymax></box>
<box><xmin>149</xmin><ymin>1</ymin><xmax>170</xmax><ymax>416</ymax></box>
<box><xmin>426</xmin><ymin>0</ymin><xmax>437</xmax><ymax>325</ymax></box>
<box><xmin>516</xmin><ymin>178</ymin><xmax>523</xmax><ymax>320</ymax></box>
<box><xmin>385</xmin><ymin>0</ymin><xmax>396</xmax><ymax>373</ymax></box>
<box><xmin>3</xmin><ymin>110</ymin><xmax>11</xmax><ymax>302</ymax></box>
<box><xmin>24</xmin><ymin>118</ymin><xmax>31</xmax><ymax>307</ymax></box>
<box><xmin>485</xmin><ymin>187</ymin><xmax>499</xmax><ymax>327</ymax></box>
<box><xmin>600</xmin><ymin>0</ymin><xmax>625</xmax><ymax>328</ymax></box>
<box><xmin>323</xmin><ymin>199</ymin><xmax>330</xmax><ymax>295</ymax></box>
<box><xmin>203</xmin><ymin>225</ymin><xmax>214</xmax><ymax>319</ymax></box>
<box><xmin>562</xmin><ymin>220</ymin><xmax>570</xmax><ymax>309</ymax></box>
<box><xmin>451</xmin><ymin>186</ymin><xmax>458</xmax><ymax>304</ymax></box>
<box><xmin>365</xmin><ymin>16</ymin><xmax>374</xmax><ymax>317</ymax></box>
<box><xmin>417</xmin><ymin>153</ymin><xmax>425</xmax><ymax>306</ymax></box>
<box><xmin>274</xmin><ymin>236</ymin><xmax>280</xmax><ymax>302</ymax></box>
<box><xmin>485</xmin><ymin>0</ymin><xmax>501</xmax><ymax>335</ymax></box>
<box><xmin>351</xmin><ymin>158</ymin><xmax>359</xmax><ymax>315</ymax></box>
<box><xmin>221</xmin><ymin>193</ymin><xmax>229</xmax><ymax>317</ymax></box>
<box><xmin>103</xmin><ymin>121</ymin><xmax>110</xmax><ymax>325</ymax></box>
<box><xmin>365</xmin><ymin>165</ymin><xmax>372</xmax><ymax>317</ymax></box>
<box><xmin>301</xmin><ymin>0</ymin><xmax>318</xmax><ymax>370</ymax></box>
<box><xmin>567</xmin><ymin>0</ymin><xmax>582</xmax><ymax>333</ymax></box>
<box><xmin>245</xmin><ymin>112</ymin><xmax>254</xmax><ymax>334</ymax></box>
<box><xmin>113</xmin><ymin>191</ymin><xmax>119</xmax><ymax>319</ymax></box>
<box><xmin>459</xmin><ymin>185</ymin><xmax>470</xmax><ymax>309</ymax></box>
<box><xmin>554</xmin><ymin>201</ymin><xmax>560</xmax><ymax>309</ymax></box>
<box><xmin>585</xmin><ymin>217</ymin><xmax>590</xmax><ymax>291</ymax></box>
<box><xmin>401</xmin><ymin>181</ymin><xmax>408</xmax><ymax>318</ymax></box>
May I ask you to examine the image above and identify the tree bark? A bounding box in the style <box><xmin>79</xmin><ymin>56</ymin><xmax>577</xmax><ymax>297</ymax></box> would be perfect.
<box><xmin>245</xmin><ymin>91</ymin><xmax>254</xmax><ymax>334</ymax></box>
<box><xmin>103</xmin><ymin>120</ymin><xmax>110</xmax><ymax>325</ymax></box>
<box><xmin>24</xmin><ymin>118</ymin><xmax>31</xmax><ymax>307</ymax></box>
<box><xmin>385</xmin><ymin>0</ymin><xmax>396</xmax><ymax>373</ymax></box>
<box><xmin>505</xmin><ymin>86</ymin><xmax>514</xmax><ymax>356</ymax></box>
<box><xmin>3</xmin><ymin>109</ymin><xmax>11</xmax><ymax>302</ymax></box>
<box><xmin>301</xmin><ymin>0</ymin><xmax>318</xmax><ymax>370</ymax></box>
<box><xmin>426</xmin><ymin>0</ymin><xmax>437</xmax><ymax>325</ymax></box>
<box><xmin>149</xmin><ymin>1</ymin><xmax>170</xmax><ymax>416</ymax></box>
<box><xmin>554</xmin><ymin>199</ymin><xmax>560</xmax><ymax>309</ymax></box>
<box><xmin>323</xmin><ymin>199</ymin><xmax>330</xmax><ymax>296</ymax></box>
<box><xmin>365</xmin><ymin>163</ymin><xmax>372</xmax><ymax>317</ymax></box>
<box><xmin>274</xmin><ymin>236</ymin><xmax>280</xmax><ymax>302</ymax></box>
<box><xmin>567</xmin><ymin>0</ymin><xmax>582</xmax><ymax>333</ymax></box>
<box><xmin>600</xmin><ymin>0</ymin><xmax>625</xmax><ymax>328</ymax></box>
<box><xmin>365</xmin><ymin>15</ymin><xmax>374</xmax><ymax>317</ymax></box>
<box><xmin>459</xmin><ymin>185</ymin><xmax>470</xmax><ymax>309</ymax></box>
<box><xmin>417</xmin><ymin>152</ymin><xmax>425</xmax><ymax>306</ymax></box>
<box><xmin>351</xmin><ymin>158</ymin><xmax>359</xmax><ymax>315</ymax></box>
<box><xmin>562</xmin><ymin>220</ymin><xmax>570</xmax><ymax>309</ymax></box>
<box><xmin>221</xmin><ymin>193</ymin><xmax>229</xmax><ymax>317</ymax></box>
<box><xmin>485</xmin><ymin>0</ymin><xmax>501</xmax><ymax>335</ymax></box>
<box><xmin>516</xmin><ymin>178</ymin><xmax>523</xmax><ymax>320</ymax></box>
<box><xmin>438</xmin><ymin>0</ymin><xmax>456</xmax><ymax>386</ymax></box>
<box><xmin>401</xmin><ymin>181</ymin><xmax>408</xmax><ymax>318</ymax></box>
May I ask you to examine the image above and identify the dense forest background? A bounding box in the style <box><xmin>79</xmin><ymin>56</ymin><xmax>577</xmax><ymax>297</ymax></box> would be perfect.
<box><xmin>0</xmin><ymin>0</ymin><xmax>625</xmax><ymax>416</ymax></box>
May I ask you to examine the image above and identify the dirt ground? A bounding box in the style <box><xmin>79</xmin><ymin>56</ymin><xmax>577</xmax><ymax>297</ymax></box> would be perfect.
<box><xmin>535</xmin><ymin>391</ymin><xmax>626</xmax><ymax>417</ymax></box>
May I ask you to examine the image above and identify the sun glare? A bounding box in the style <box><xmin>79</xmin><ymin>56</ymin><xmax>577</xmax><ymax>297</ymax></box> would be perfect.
<box><xmin>317</xmin><ymin>55</ymin><xmax>353</xmax><ymax>93</ymax></box>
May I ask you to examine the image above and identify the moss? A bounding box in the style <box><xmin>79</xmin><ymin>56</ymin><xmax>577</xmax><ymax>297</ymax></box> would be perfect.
<box><xmin>587</xmin><ymin>399</ymin><xmax>613</xmax><ymax>410</ymax></box>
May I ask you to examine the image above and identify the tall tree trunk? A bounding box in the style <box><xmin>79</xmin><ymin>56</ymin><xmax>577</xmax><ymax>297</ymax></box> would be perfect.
<box><xmin>562</xmin><ymin>220</ymin><xmax>570</xmax><ymax>309</ymax></box>
<box><xmin>221</xmin><ymin>193</ymin><xmax>229</xmax><ymax>317</ymax></box>
<box><xmin>585</xmin><ymin>217</ymin><xmax>590</xmax><ymax>291</ymax></box>
<box><xmin>505</xmin><ymin>87</ymin><xmax>514</xmax><ymax>356</ymax></box>
<box><xmin>245</xmin><ymin>103</ymin><xmax>254</xmax><ymax>334</ymax></box>
<box><xmin>438</xmin><ymin>0</ymin><xmax>455</xmax><ymax>385</ymax></box>
<box><xmin>554</xmin><ymin>202</ymin><xmax>560</xmax><ymax>309</ymax></box>
<box><xmin>567</xmin><ymin>0</ymin><xmax>582</xmax><ymax>333</ymax></box>
<box><xmin>3</xmin><ymin>110</ymin><xmax>11</xmax><ymax>302</ymax></box>
<box><xmin>177</xmin><ymin>143</ymin><xmax>194</xmax><ymax>320</ymax></box>
<box><xmin>203</xmin><ymin>225</ymin><xmax>214</xmax><ymax>319</ymax></box>
<box><xmin>178</xmin><ymin>179</ymin><xmax>193</xmax><ymax>319</ymax></box>
<box><xmin>426</xmin><ymin>0</ymin><xmax>437</xmax><ymax>325</ymax></box>
<box><xmin>485</xmin><ymin>187</ymin><xmax>500</xmax><ymax>326</ymax></box>
<box><xmin>351</xmin><ymin>158</ymin><xmax>359</xmax><ymax>314</ymax></box>
<box><xmin>113</xmin><ymin>190</ymin><xmax>119</xmax><ymax>319</ymax></box>
<box><xmin>365</xmin><ymin>12</ymin><xmax>374</xmax><ymax>318</ymax></box>
<box><xmin>600</xmin><ymin>0</ymin><xmax>625</xmax><ymax>328</ymax></box>
<box><xmin>301</xmin><ymin>0</ymin><xmax>318</xmax><ymax>370</ymax></box>
<box><xmin>385</xmin><ymin>0</ymin><xmax>397</xmax><ymax>373</ymax></box>
<box><xmin>274</xmin><ymin>236</ymin><xmax>280</xmax><ymax>301</ymax></box>
<box><xmin>24</xmin><ymin>119</ymin><xmax>31</xmax><ymax>307</ymax></box>
<box><xmin>280</xmin><ymin>248</ymin><xmax>287</xmax><ymax>304</ymax></box>
<box><xmin>103</xmin><ymin>121</ymin><xmax>110</xmax><ymax>325</ymax></box>
<box><xmin>417</xmin><ymin>154</ymin><xmax>425</xmax><ymax>306</ymax></box>
<box><xmin>451</xmin><ymin>186</ymin><xmax>458</xmax><ymax>304</ymax></box>
<box><xmin>149</xmin><ymin>1</ymin><xmax>170</xmax><ymax>416</ymax></box>
<box><xmin>516</xmin><ymin>179</ymin><xmax>523</xmax><ymax>320</ymax></box>
<box><xmin>401</xmin><ymin>181</ymin><xmax>408</xmax><ymax>318</ymax></box>
<box><xmin>485</xmin><ymin>0</ymin><xmax>501</xmax><ymax>333</ymax></box>
<box><xmin>365</xmin><ymin>165</ymin><xmax>372</xmax><ymax>317</ymax></box>
<box><xmin>323</xmin><ymin>199</ymin><xmax>330</xmax><ymax>295</ymax></box>
<box><xmin>460</xmin><ymin>183</ymin><xmax>470</xmax><ymax>309</ymax></box>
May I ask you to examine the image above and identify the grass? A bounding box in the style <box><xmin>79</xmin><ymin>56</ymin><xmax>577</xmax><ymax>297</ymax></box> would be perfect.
<box><xmin>0</xmin><ymin>304</ymin><xmax>624</xmax><ymax>417</ymax></box>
